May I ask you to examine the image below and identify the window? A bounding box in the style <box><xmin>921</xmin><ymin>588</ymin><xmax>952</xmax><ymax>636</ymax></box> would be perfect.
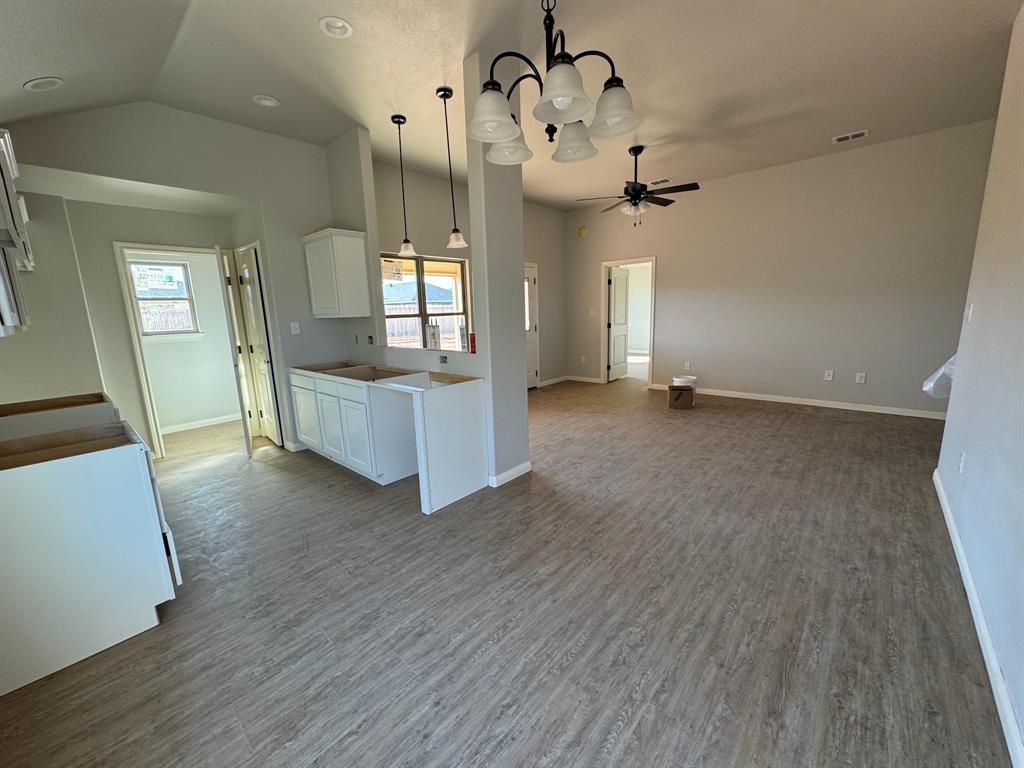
<box><xmin>381</xmin><ymin>255</ymin><xmax>470</xmax><ymax>351</ymax></box>
<box><xmin>128</xmin><ymin>261</ymin><xmax>199</xmax><ymax>335</ymax></box>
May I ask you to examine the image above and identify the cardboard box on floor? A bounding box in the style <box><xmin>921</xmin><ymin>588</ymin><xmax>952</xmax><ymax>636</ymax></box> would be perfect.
<box><xmin>668</xmin><ymin>385</ymin><xmax>695</xmax><ymax>409</ymax></box>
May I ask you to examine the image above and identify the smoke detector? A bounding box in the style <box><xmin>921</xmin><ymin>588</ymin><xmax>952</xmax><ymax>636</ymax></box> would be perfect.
<box><xmin>832</xmin><ymin>129</ymin><xmax>870</xmax><ymax>145</ymax></box>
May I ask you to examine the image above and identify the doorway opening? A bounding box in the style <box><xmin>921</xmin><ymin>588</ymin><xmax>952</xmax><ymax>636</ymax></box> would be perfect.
<box><xmin>600</xmin><ymin>256</ymin><xmax>656</xmax><ymax>387</ymax></box>
<box><xmin>114</xmin><ymin>241</ymin><xmax>282</xmax><ymax>459</ymax></box>
<box><xmin>525</xmin><ymin>262</ymin><xmax>539</xmax><ymax>389</ymax></box>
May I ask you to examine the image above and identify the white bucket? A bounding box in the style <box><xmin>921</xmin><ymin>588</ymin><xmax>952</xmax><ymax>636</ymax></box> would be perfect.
<box><xmin>672</xmin><ymin>375</ymin><xmax>697</xmax><ymax>387</ymax></box>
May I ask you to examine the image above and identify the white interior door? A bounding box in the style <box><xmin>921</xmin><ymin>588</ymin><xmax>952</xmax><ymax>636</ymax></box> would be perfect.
<box><xmin>232</xmin><ymin>245</ymin><xmax>282</xmax><ymax>446</ymax></box>
<box><xmin>524</xmin><ymin>264</ymin><xmax>539</xmax><ymax>389</ymax></box>
<box><xmin>216</xmin><ymin>246</ymin><xmax>253</xmax><ymax>457</ymax></box>
<box><xmin>607</xmin><ymin>266</ymin><xmax>629</xmax><ymax>382</ymax></box>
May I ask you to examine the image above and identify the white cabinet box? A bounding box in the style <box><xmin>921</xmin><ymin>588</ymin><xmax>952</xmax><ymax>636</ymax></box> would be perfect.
<box><xmin>301</xmin><ymin>228</ymin><xmax>371</xmax><ymax>318</ymax></box>
<box><xmin>0</xmin><ymin>421</ymin><xmax>181</xmax><ymax>695</ymax></box>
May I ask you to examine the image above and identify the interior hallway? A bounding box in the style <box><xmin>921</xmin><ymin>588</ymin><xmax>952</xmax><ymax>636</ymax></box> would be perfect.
<box><xmin>0</xmin><ymin>380</ymin><xmax>1008</xmax><ymax>767</ymax></box>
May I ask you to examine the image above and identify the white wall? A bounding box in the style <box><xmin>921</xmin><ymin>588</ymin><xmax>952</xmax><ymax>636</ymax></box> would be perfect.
<box><xmin>8</xmin><ymin>102</ymin><xmax>349</xmax><ymax>446</ymax></box>
<box><xmin>0</xmin><ymin>194</ymin><xmax>104</xmax><ymax>404</ymax></box>
<box><xmin>564</xmin><ymin>120</ymin><xmax>994</xmax><ymax>414</ymax></box>
<box><xmin>936</xmin><ymin>7</ymin><xmax>1024</xmax><ymax>762</ymax></box>
<box><xmin>371</xmin><ymin>161</ymin><xmax>567</xmax><ymax>383</ymax></box>
<box><xmin>134</xmin><ymin>252</ymin><xmax>239</xmax><ymax>432</ymax></box>
<box><xmin>62</xmin><ymin>200</ymin><xmax>234</xmax><ymax>448</ymax></box>
<box><xmin>626</xmin><ymin>262</ymin><xmax>652</xmax><ymax>354</ymax></box>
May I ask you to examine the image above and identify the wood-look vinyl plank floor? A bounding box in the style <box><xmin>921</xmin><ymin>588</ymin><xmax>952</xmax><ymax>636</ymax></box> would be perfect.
<box><xmin>0</xmin><ymin>379</ymin><xmax>1009</xmax><ymax>767</ymax></box>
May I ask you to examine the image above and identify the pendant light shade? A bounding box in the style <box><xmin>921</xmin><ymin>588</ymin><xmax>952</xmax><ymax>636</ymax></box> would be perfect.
<box><xmin>391</xmin><ymin>114</ymin><xmax>416</xmax><ymax>257</ymax></box>
<box><xmin>468</xmin><ymin>84</ymin><xmax>521</xmax><ymax>142</ymax></box>
<box><xmin>437</xmin><ymin>86</ymin><xmax>470</xmax><ymax>250</ymax></box>
<box><xmin>590</xmin><ymin>78</ymin><xmax>640</xmax><ymax>138</ymax></box>
<box><xmin>552</xmin><ymin>121</ymin><xmax>597</xmax><ymax>163</ymax></box>
<box><xmin>532</xmin><ymin>58</ymin><xmax>592</xmax><ymax>125</ymax></box>
<box><xmin>486</xmin><ymin>118</ymin><xmax>533</xmax><ymax>165</ymax></box>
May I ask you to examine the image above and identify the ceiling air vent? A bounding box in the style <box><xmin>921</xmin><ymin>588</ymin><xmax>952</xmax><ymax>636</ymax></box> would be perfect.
<box><xmin>832</xmin><ymin>129</ymin><xmax>870</xmax><ymax>145</ymax></box>
<box><xmin>649</xmin><ymin>177</ymin><xmax>672</xmax><ymax>186</ymax></box>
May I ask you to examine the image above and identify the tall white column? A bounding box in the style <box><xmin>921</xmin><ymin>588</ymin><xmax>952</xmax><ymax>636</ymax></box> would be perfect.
<box><xmin>463</xmin><ymin>52</ymin><xmax>530</xmax><ymax>483</ymax></box>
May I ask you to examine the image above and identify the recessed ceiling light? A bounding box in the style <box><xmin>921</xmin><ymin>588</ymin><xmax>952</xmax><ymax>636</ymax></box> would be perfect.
<box><xmin>23</xmin><ymin>76</ymin><xmax>64</xmax><ymax>92</ymax></box>
<box><xmin>319</xmin><ymin>16</ymin><xmax>353</xmax><ymax>39</ymax></box>
<box><xmin>252</xmin><ymin>94</ymin><xmax>280</xmax><ymax>108</ymax></box>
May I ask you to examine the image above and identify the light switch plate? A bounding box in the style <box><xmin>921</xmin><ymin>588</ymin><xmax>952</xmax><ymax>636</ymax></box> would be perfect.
<box><xmin>855</xmin><ymin>372</ymin><xmax>867</xmax><ymax>384</ymax></box>
<box><xmin>824</xmin><ymin>369</ymin><xmax>834</xmax><ymax>382</ymax></box>
<box><xmin>290</xmin><ymin>321</ymin><xmax>300</xmax><ymax>335</ymax></box>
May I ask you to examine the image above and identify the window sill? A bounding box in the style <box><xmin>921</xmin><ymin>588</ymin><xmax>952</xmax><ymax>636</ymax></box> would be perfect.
<box><xmin>142</xmin><ymin>332</ymin><xmax>205</xmax><ymax>344</ymax></box>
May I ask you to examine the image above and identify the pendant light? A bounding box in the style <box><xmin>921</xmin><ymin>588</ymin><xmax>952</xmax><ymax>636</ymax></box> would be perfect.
<box><xmin>436</xmin><ymin>87</ymin><xmax>468</xmax><ymax>249</ymax></box>
<box><xmin>391</xmin><ymin>114</ymin><xmax>416</xmax><ymax>257</ymax></box>
<box><xmin>590</xmin><ymin>77</ymin><xmax>640</xmax><ymax>138</ymax></box>
<box><xmin>532</xmin><ymin>53</ymin><xmax>592</xmax><ymax>125</ymax></box>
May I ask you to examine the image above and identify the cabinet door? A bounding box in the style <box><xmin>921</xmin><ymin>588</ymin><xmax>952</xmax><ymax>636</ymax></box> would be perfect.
<box><xmin>291</xmin><ymin>386</ymin><xmax>322</xmax><ymax>449</ymax></box>
<box><xmin>305</xmin><ymin>238</ymin><xmax>340</xmax><ymax>317</ymax></box>
<box><xmin>333</xmin><ymin>233</ymin><xmax>371</xmax><ymax>318</ymax></box>
<box><xmin>341</xmin><ymin>399</ymin><xmax>373</xmax><ymax>474</ymax></box>
<box><xmin>316</xmin><ymin>393</ymin><xmax>345</xmax><ymax>462</ymax></box>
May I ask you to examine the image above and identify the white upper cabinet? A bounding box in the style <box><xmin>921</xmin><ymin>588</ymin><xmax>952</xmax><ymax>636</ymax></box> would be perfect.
<box><xmin>301</xmin><ymin>228</ymin><xmax>371</xmax><ymax>319</ymax></box>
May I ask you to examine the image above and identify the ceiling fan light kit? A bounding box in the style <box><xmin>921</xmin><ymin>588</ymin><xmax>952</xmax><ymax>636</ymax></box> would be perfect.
<box><xmin>468</xmin><ymin>0</ymin><xmax>639</xmax><ymax>165</ymax></box>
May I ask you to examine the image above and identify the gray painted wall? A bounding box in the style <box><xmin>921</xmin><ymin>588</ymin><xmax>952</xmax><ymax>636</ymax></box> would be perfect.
<box><xmin>626</xmin><ymin>262</ymin><xmax>652</xmax><ymax>354</ymax></box>
<box><xmin>135</xmin><ymin>251</ymin><xmax>239</xmax><ymax>432</ymax></box>
<box><xmin>0</xmin><ymin>193</ymin><xmax>104</xmax><ymax>403</ymax></box>
<box><xmin>937</xmin><ymin>6</ymin><xmax>1024</xmax><ymax>751</ymax></box>
<box><xmin>563</xmin><ymin>120</ymin><xmax>994</xmax><ymax>413</ymax></box>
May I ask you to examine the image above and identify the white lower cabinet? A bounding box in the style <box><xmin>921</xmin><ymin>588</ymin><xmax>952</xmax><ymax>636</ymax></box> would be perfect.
<box><xmin>340</xmin><ymin>399</ymin><xmax>373</xmax><ymax>474</ymax></box>
<box><xmin>317</xmin><ymin>392</ymin><xmax>345</xmax><ymax>462</ymax></box>
<box><xmin>291</xmin><ymin>385</ymin><xmax>322</xmax><ymax>449</ymax></box>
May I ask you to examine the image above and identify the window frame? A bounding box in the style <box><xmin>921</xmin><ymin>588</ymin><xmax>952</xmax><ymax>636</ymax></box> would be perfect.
<box><xmin>127</xmin><ymin>259</ymin><xmax>201</xmax><ymax>337</ymax></box>
<box><xmin>380</xmin><ymin>253</ymin><xmax>471</xmax><ymax>351</ymax></box>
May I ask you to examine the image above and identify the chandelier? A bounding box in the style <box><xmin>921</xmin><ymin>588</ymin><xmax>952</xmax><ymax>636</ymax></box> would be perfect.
<box><xmin>468</xmin><ymin>0</ymin><xmax>640</xmax><ymax>165</ymax></box>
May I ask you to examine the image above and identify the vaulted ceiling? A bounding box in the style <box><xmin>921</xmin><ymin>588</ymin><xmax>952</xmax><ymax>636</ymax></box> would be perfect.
<box><xmin>1</xmin><ymin>0</ymin><xmax>1020</xmax><ymax>209</ymax></box>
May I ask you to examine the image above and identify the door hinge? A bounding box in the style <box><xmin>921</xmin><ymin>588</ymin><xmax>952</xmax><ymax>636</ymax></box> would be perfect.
<box><xmin>608</xmin><ymin>278</ymin><xmax>612</xmax><ymax>285</ymax></box>
<box><xmin>533</xmin><ymin>277</ymin><xmax>537</xmax><ymax>285</ymax></box>
<box><xmin>259</xmin><ymin>409</ymin><xmax>264</xmax><ymax>418</ymax></box>
<box><xmin>247</xmin><ymin>409</ymin><xmax>252</xmax><ymax>418</ymax></box>
<box><xmin>249</xmin><ymin>344</ymin><xmax>254</xmax><ymax>353</ymax></box>
<box><xmin>607</xmin><ymin>364</ymin><xmax>611</xmax><ymax>371</ymax></box>
<box><xmin>238</xmin><ymin>275</ymin><xmax>245</xmax><ymax>285</ymax></box>
<box><xmin>237</xmin><ymin>344</ymin><xmax>242</xmax><ymax>354</ymax></box>
<box><xmin>225</xmin><ymin>276</ymin><xmax>232</xmax><ymax>286</ymax></box>
<box><xmin>607</xmin><ymin>322</ymin><xmax>611</xmax><ymax>329</ymax></box>
<box><xmin>534</xmin><ymin>324</ymin><xmax>538</xmax><ymax>332</ymax></box>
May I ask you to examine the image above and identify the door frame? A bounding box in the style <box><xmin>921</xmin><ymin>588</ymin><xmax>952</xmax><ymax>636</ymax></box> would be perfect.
<box><xmin>113</xmin><ymin>241</ymin><xmax>246</xmax><ymax>458</ymax></box>
<box><xmin>524</xmin><ymin>261</ymin><xmax>540</xmax><ymax>388</ymax></box>
<box><xmin>599</xmin><ymin>255</ymin><xmax>656</xmax><ymax>388</ymax></box>
<box><xmin>230</xmin><ymin>240</ymin><xmax>284</xmax><ymax>447</ymax></box>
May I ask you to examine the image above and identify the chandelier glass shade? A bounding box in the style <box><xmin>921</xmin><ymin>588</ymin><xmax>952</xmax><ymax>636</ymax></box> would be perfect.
<box><xmin>552</xmin><ymin>121</ymin><xmax>597</xmax><ymax>163</ymax></box>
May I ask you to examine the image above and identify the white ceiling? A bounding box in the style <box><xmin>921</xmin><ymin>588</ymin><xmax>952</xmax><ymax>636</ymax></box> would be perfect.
<box><xmin>1</xmin><ymin>0</ymin><xmax>1020</xmax><ymax>210</ymax></box>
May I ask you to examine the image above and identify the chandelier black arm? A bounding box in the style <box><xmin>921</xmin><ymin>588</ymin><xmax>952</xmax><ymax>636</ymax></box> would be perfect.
<box><xmin>488</xmin><ymin>51</ymin><xmax>543</xmax><ymax>86</ymax></box>
<box><xmin>506</xmin><ymin>72</ymin><xmax>543</xmax><ymax>101</ymax></box>
<box><xmin>572</xmin><ymin>49</ymin><xmax>617</xmax><ymax>80</ymax></box>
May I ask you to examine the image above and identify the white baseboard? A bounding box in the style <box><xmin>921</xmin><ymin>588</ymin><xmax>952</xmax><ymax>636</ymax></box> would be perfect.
<box><xmin>160</xmin><ymin>414</ymin><xmax>241</xmax><ymax>434</ymax></box>
<box><xmin>645</xmin><ymin>384</ymin><xmax>944</xmax><ymax>420</ymax></box>
<box><xmin>566</xmin><ymin>375</ymin><xmax>605</xmax><ymax>384</ymax></box>
<box><xmin>539</xmin><ymin>376</ymin><xmax>567</xmax><ymax>387</ymax></box>
<box><xmin>488</xmin><ymin>460</ymin><xmax>531</xmax><ymax>487</ymax></box>
<box><xmin>933</xmin><ymin>470</ymin><xmax>1023</xmax><ymax>768</ymax></box>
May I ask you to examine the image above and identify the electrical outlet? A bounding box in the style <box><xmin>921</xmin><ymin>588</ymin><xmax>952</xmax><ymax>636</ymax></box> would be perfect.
<box><xmin>684</xmin><ymin>361</ymin><xmax>691</xmax><ymax>372</ymax></box>
<box><xmin>959</xmin><ymin>451</ymin><xmax>966</xmax><ymax>474</ymax></box>
<box><xmin>580</xmin><ymin>355</ymin><xmax>587</xmax><ymax>364</ymax></box>
<box><xmin>855</xmin><ymin>372</ymin><xmax>867</xmax><ymax>384</ymax></box>
<box><xmin>824</xmin><ymin>369</ymin><xmax>834</xmax><ymax>382</ymax></box>
<box><xmin>439</xmin><ymin>354</ymin><xmax>448</xmax><ymax>364</ymax></box>
<box><xmin>290</xmin><ymin>321</ymin><xmax>300</xmax><ymax>335</ymax></box>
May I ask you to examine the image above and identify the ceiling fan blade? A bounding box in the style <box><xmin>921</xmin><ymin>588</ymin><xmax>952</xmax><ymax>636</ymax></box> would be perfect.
<box><xmin>601</xmin><ymin>200</ymin><xmax>627</xmax><ymax>213</ymax></box>
<box><xmin>576</xmin><ymin>195</ymin><xmax>626</xmax><ymax>202</ymax></box>
<box><xmin>649</xmin><ymin>182</ymin><xmax>700</xmax><ymax>195</ymax></box>
<box><xmin>645</xmin><ymin>196</ymin><xmax>676</xmax><ymax>207</ymax></box>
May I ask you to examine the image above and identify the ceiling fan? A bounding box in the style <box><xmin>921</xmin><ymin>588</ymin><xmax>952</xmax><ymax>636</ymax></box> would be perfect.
<box><xmin>577</xmin><ymin>145</ymin><xmax>699</xmax><ymax>224</ymax></box>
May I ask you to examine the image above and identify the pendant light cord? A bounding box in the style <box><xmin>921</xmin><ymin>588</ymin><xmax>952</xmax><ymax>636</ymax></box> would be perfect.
<box><xmin>442</xmin><ymin>96</ymin><xmax>458</xmax><ymax>230</ymax></box>
<box><xmin>397</xmin><ymin>121</ymin><xmax>409</xmax><ymax>241</ymax></box>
